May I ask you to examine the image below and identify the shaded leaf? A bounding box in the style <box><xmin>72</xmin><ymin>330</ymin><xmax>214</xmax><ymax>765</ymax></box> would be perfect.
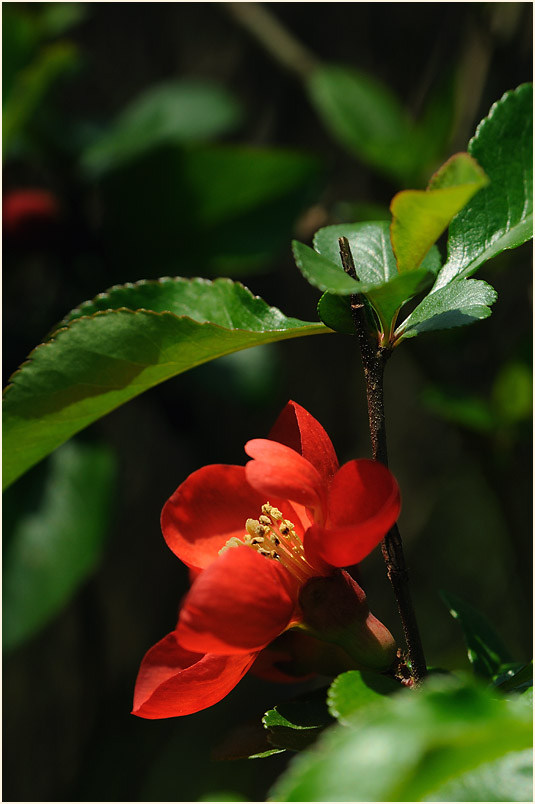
<box><xmin>306</xmin><ymin>64</ymin><xmax>416</xmax><ymax>183</ymax></box>
<box><xmin>3</xmin><ymin>278</ymin><xmax>328</xmax><ymax>490</ymax></box>
<box><xmin>3</xmin><ymin>440</ymin><xmax>115</xmax><ymax>651</ymax></box>
<box><xmin>81</xmin><ymin>80</ymin><xmax>243</xmax><ymax>175</ymax></box>
<box><xmin>263</xmin><ymin>694</ymin><xmax>334</xmax><ymax>752</ymax></box>
<box><xmin>316</xmin><ymin>292</ymin><xmax>355</xmax><ymax>335</ymax></box>
<box><xmin>327</xmin><ymin>670</ymin><xmax>402</xmax><ymax>724</ymax></box>
<box><xmin>434</xmin><ymin>84</ymin><xmax>533</xmax><ymax>289</ymax></box>
<box><xmin>390</xmin><ymin>153</ymin><xmax>488</xmax><ymax>274</ymax></box>
<box><xmin>98</xmin><ymin>144</ymin><xmax>322</xmax><ymax>275</ymax></box>
<box><xmin>440</xmin><ymin>591</ymin><xmax>512</xmax><ymax>677</ymax></box>
<box><xmin>270</xmin><ymin>676</ymin><xmax>532</xmax><ymax>802</ymax></box>
<box><xmin>494</xmin><ymin>662</ymin><xmax>533</xmax><ymax>694</ymax></box>
<box><xmin>396</xmin><ymin>278</ymin><xmax>497</xmax><ymax>341</ymax></box>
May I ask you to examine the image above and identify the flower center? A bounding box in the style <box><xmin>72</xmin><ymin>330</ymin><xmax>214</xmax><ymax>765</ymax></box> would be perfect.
<box><xmin>220</xmin><ymin>503</ymin><xmax>316</xmax><ymax>584</ymax></box>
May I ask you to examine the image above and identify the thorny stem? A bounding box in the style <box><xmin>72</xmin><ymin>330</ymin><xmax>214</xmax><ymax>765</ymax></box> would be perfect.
<box><xmin>339</xmin><ymin>236</ymin><xmax>427</xmax><ymax>684</ymax></box>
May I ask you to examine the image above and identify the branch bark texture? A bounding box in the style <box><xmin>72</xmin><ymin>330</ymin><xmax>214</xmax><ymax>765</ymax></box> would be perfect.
<box><xmin>338</xmin><ymin>236</ymin><xmax>427</xmax><ymax>683</ymax></box>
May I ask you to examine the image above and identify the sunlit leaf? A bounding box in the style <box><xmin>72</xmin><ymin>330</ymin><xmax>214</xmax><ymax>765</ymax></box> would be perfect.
<box><xmin>434</xmin><ymin>83</ymin><xmax>533</xmax><ymax>289</ymax></box>
<box><xmin>396</xmin><ymin>278</ymin><xmax>497</xmax><ymax>341</ymax></box>
<box><xmin>390</xmin><ymin>153</ymin><xmax>488</xmax><ymax>274</ymax></box>
<box><xmin>3</xmin><ymin>278</ymin><xmax>328</xmax><ymax>490</ymax></box>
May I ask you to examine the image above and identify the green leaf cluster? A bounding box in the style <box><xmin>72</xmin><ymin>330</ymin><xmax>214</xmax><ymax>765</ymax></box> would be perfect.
<box><xmin>292</xmin><ymin>84</ymin><xmax>532</xmax><ymax>345</ymax></box>
<box><xmin>270</xmin><ymin>675</ymin><xmax>533</xmax><ymax>801</ymax></box>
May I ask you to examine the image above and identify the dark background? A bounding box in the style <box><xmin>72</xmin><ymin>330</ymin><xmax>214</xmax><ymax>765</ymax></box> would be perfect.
<box><xmin>3</xmin><ymin>3</ymin><xmax>532</xmax><ymax>801</ymax></box>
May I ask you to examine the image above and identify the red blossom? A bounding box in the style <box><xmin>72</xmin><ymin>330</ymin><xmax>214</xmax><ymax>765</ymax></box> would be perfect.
<box><xmin>2</xmin><ymin>188</ymin><xmax>59</xmax><ymax>234</ymax></box>
<box><xmin>133</xmin><ymin>401</ymin><xmax>401</xmax><ymax>719</ymax></box>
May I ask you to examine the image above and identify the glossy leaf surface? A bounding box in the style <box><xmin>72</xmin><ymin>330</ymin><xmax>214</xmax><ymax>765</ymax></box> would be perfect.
<box><xmin>295</xmin><ymin>222</ymin><xmax>440</xmax><ymax>332</ymax></box>
<box><xmin>434</xmin><ymin>83</ymin><xmax>533</xmax><ymax>289</ymax></box>
<box><xmin>390</xmin><ymin>153</ymin><xmax>488</xmax><ymax>274</ymax></box>
<box><xmin>3</xmin><ymin>441</ymin><xmax>115</xmax><ymax>651</ymax></box>
<box><xmin>396</xmin><ymin>279</ymin><xmax>497</xmax><ymax>341</ymax></box>
<box><xmin>440</xmin><ymin>591</ymin><xmax>513</xmax><ymax>677</ymax></box>
<box><xmin>3</xmin><ymin>278</ymin><xmax>328</xmax><ymax>489</ymax></box>
<box><xmin>270</xmin><ymin>676</ymin><xmax>532</xmax><ymax>802</ymax></box>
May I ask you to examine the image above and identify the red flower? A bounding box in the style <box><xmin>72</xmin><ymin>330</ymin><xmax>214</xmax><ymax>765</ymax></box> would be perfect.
<box><xmin>2</xmin><ymin>188</ymin><xmax>59</xmax><ymax>234</ymax></box>
<box><xmin>133</xmin><ymin>401</ymin><xmax>401</xmax><ymax>718</ymax></box>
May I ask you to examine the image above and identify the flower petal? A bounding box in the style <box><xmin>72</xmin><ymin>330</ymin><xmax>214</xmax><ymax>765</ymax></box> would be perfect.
<box><xmin>245</xmin><ymin>439</ymin><xmax>326</xmax><ymax>516</ymax></box>
<box><xmin>268</xmin><ymin>400</ymin><xmax>339</xmax><ymax>483</ymax></box>
<box><xmin>132</xmin><ymin>633</ymin><xmax>256</xmax><ymax>719</ymax></box>
<box><xmin>176</xmin><ymin>546</ymin><xmax>296</xmax><ymax>654</ymax></box>
<box><xmin>306</xmin><ymin>459</ymin><xmax>401</xmax><ymax>567</ymax></box>
<box><xmin>161</xmin><ymin>465</ymin><xmax>270</xmax><ymax>570</ymax></box>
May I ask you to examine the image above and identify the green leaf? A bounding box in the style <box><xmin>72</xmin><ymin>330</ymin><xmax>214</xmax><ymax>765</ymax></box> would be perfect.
<box><xmin>292</xmin><ymin>240</ymin><xmax>360</xmax><ymax>294</ymax></box>
<box><xmin>316</xmin><ymin>292</ymin><xmax>355</xmax><ymax>335</ymax></box>
<box><xmin>494</xmin><ymin>662</ymin><xmax>533</xmax><ymax>694</ymax></box>
<box><xmin>390</xmin><ymin>153</ymin><xmax>489</xmax><ymax>274</ymax></box>
<box><xmin>396</xmin><ymin>278</ymin><xmax>497</xmax><ymax>341</ymax></box>
<box><xmin>97</xmin><ymin>144</ymin><xmax>321</xmax><ymax>274</ymax></box>
<box><xmin>3</xmin><ymin>440</ymin><xmax>115</xmax><ymax>651</ymax></box>
<box><xmin>327</xmin><ymin>670</ymin><xmax>402</xmax><ymax>724</ymax></box>
<box><xmin>3</xmin><ymin>40</ymin><xmax>79</xmax><ymax>156</ymax></box>
<box><xmin>305</xmin><ymin>222</ymin><xmax>440</xmax><ymax>333</ymax></box>
<box><xmin>81</xmin><ymin>80</ymin><xmax>243</xmax><ymax>176</ymax></box>
<box><xmin>269</xmin><ymin>675</ymin><xmax>532</xmax><ymax>802</ymax></box>
<box><xmin>3</xmin><ymin>278</ymin><xmax>328</xmax><ymax>490</ymax></box>
<box><xmin>440</xmin><ymin>591</ymin><xmax>513</xmax><ymax>677</ymax></box>
<box><xmin>306</xmin><ymin>64</ymin><xmax>417</xmax><ymax>183</ymax></box>
<box><xmin>435</xmin><ymin>84</ymin><xmax>533</xmax><ymax>289</ymax></box>
<box><xmin>424</xmin><ymin>748</ymin><xmax>533</xmax><ymax>802</ymax></box>
<box><xmin>263</xmin><ymin>694</ymin><xmax>334</xmax><ymax>752</ymax></box>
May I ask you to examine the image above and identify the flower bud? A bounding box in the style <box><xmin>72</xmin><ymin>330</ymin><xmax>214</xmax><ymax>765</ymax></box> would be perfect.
<box><xmin>298</xmin><ymin>570</ymin><xmax>397</xmax><ymax>673</ymax></box>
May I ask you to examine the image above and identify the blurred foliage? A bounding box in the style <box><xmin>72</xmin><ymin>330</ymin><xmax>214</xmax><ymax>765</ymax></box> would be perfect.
<box><xmin>2</xmin><ymin>2</ymin><xmax>532</xmax><ymax>802</ymax></box>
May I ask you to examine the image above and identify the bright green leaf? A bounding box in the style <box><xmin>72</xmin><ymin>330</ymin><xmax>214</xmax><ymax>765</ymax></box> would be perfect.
<box><xmin>306</xmin><ymin>64</ymin><xmax>417</xmax><ymax>183</ymax></box>
<box><xmin>434</xmin><ymin>83</ymin><xmax>533</xmax><ymax>289</ymax></box>
<box><xmin>424</xmin><ymin>748</ymin><xmax>533</xmax><ymax>802</ymax></box>
<box><xmin>3</xmin><ymin>440</ymin><xmax>115</xmax><ymax>651</ymax></box>
<box><xmin>390</xmin><ymin>153</ymin><xmax>488</xmax><ymax>274</ymax></box>
<box><xmin>327</xmin><ymin>670</ymin><xmax>402</xmax><ymax>724</ymax></box>
<box><xmin>292</xmin><ymin>240</ymin><xmax>360</xmax><ymax>294</ymax></box>
<box><xmin>396</xmin><ymin>278</ymin><xmax>497</xmax><ymax>341</ymax></box>
<box><xmin>3</xmin><ymin>278</ymin><xmax>328</xmax><ymax>490</ymax></box>
<box><xmin>270</xmin><ymin>676</ymin><xmax>532</xmax><ymax>802</ymax></box>
<box><xmin>81</xmin><ymin>80</ymin><xmax>243</xmax><ymax>176</ymax></box>
<box><xmin>440</xmin><ymin>591</ymin><xmax>513</xmax><ymax>677</ymax></box>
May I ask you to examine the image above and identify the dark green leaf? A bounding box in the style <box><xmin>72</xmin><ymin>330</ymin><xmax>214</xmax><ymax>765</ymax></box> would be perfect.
<box><xmin>396</xmin><ymin>278</ymin><xmax>497</xmax><ymax>341</ymax></box>
<box><xmin>327</xmin><ymin>670</ymin><xmax>402</xmax><ymax>724</ymax></box>
<box><xmin>306</xmin><ymin>64</ymin><xmax>416</xmax><ymax>183</ymax></box>
<box><xmin>494</xmin><ymin>662</ymin><xmax>533</xmax><ymax>693</ymax></box>
<box><xmin>317</xmin><ymin>293</ymin><xmax>355</xmax><ymax>335</ymax></box>
<box><xmin>440</xmin><ymin>591</ymin><xmax>513</xmax><ymax>677</ymax></box>
<box><xmin>81</xmin><ymin>80</ymin><xmax>243</xmax><ymax>176</ymax></box>
<box><xmin>212</xmin><ymin>720</ymin><xmax>285</xmax><ymax>761</ymax></box>
<box><xmin>3</xmin><ymin>440</ymin><xmax>115</xmax><ymax>651</ymax></box>
<box><xmin>98</xmin><ymin>144</ymin><xmax>322</xmax><ymax>275</ymax></box>
<box><xmin>435</xmin><ymin>84</ymin><xmax>533</xmax><ymax>289</ymax></box>
<box><xmin>292</xmin><ymin>240</ymin><xmax>360</xmax><ymax>294</ymax></box>
<box><xmin>3</xmin><ymin>278</ymin><xmax>328</xmax><ymax>490</ymax></box>
<box><xmin>270</xmin><ymin>676</ymin><xmax>532</xmax><ymax>802</ymax></box>
<box><xmin>263</xmin><ymin>695</ymin><xmax>334</xmax><ymax>752</ymax></box>
<box><xmin>424</xmin><ymin>748</ymin><xmax>533</xmax><ymax>802</ymax></box>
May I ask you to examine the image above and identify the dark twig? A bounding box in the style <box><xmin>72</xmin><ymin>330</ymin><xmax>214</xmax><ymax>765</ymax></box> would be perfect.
<box><xmin>339</xmin><ymin>236</ymin><xmax>427</xmax><ymax>683</ymax></box>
